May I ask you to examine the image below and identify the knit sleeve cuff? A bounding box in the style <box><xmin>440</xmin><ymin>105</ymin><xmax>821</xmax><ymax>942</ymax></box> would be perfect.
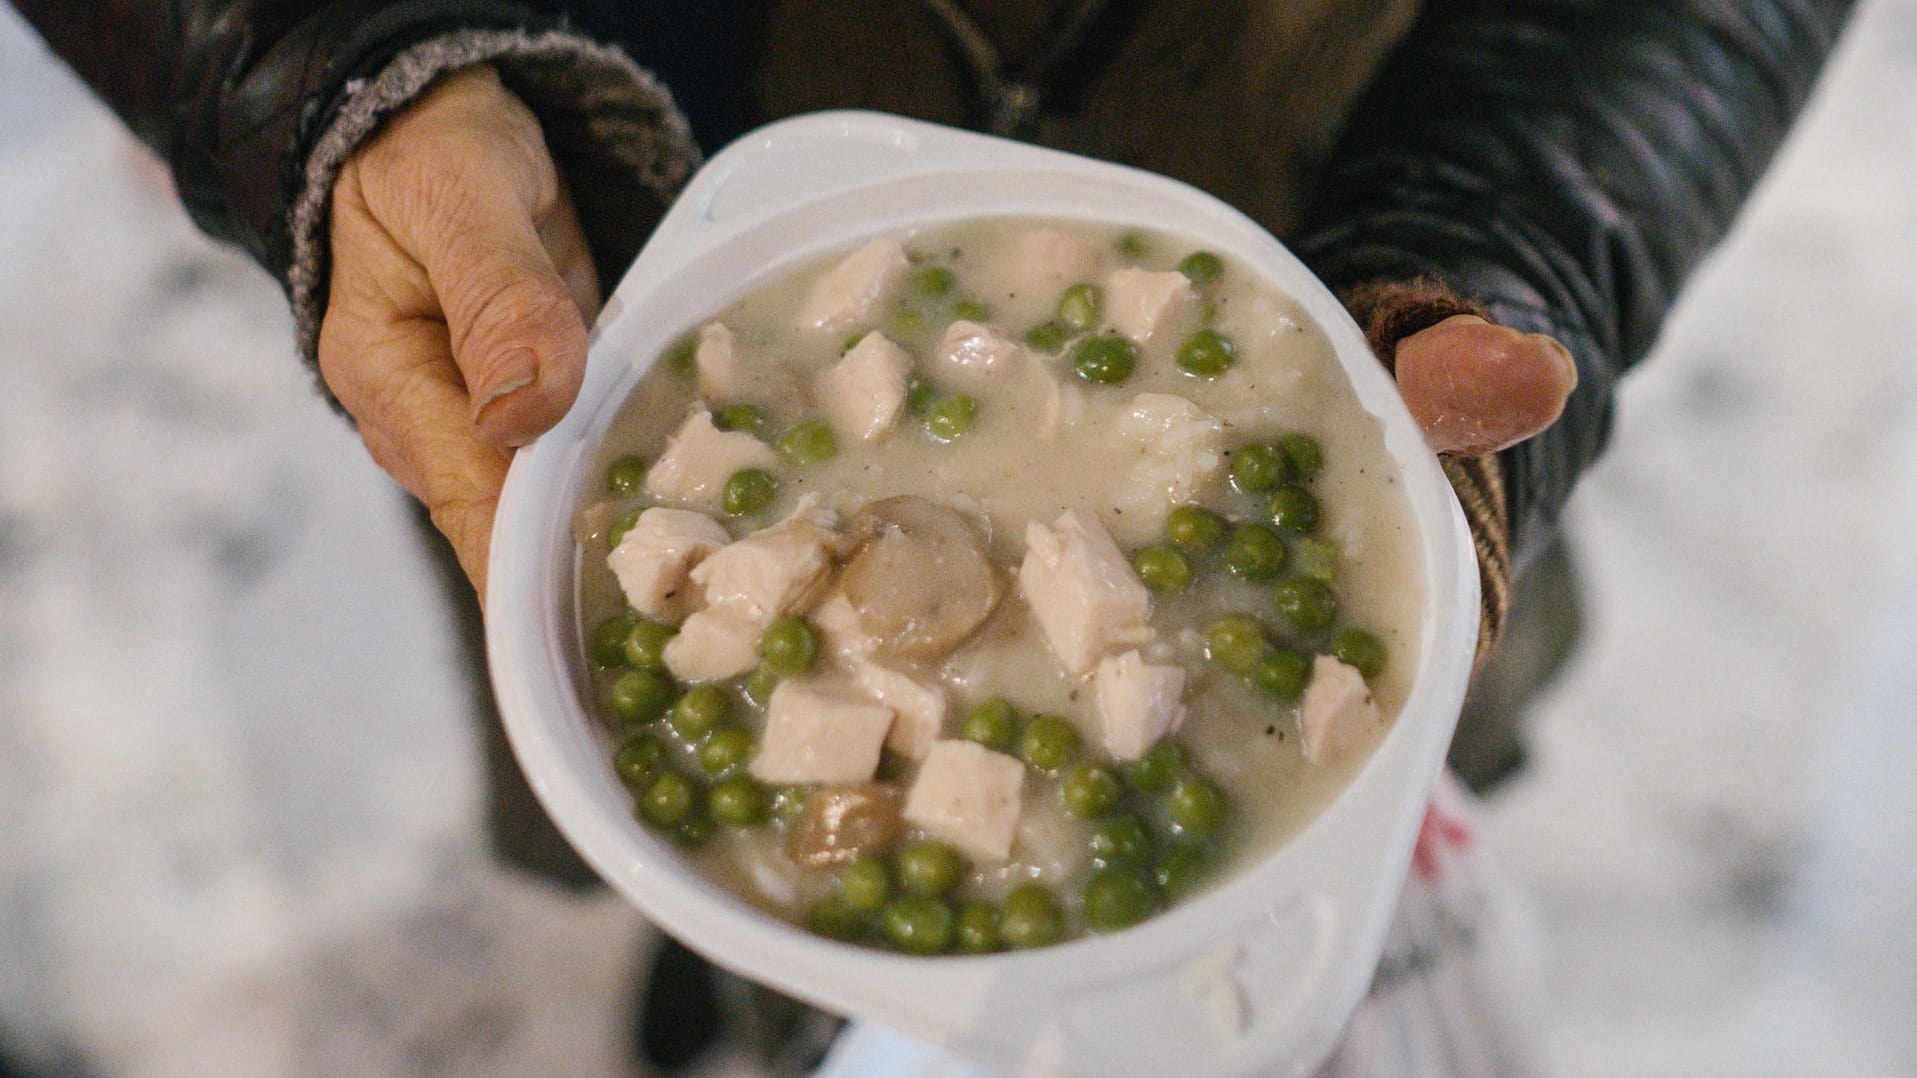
<box><xmin>1340</xmin><ymin>277</ymin><xmax>1512</xmax><ymax>666</ymax></box>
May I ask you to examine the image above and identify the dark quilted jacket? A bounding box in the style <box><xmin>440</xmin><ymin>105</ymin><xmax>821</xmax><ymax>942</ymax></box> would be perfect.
<box><xmin>12</xmin><ymin>0</ymin><xmax>1859</xmax><ymax>564</ymax></box>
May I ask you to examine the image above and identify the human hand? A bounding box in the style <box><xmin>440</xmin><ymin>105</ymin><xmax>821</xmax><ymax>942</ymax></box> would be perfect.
<box><xmin>318</xmin><ymin>65</ymin><xmax>598</xmax><ymax>600</ymax></box>
<box><xmin>1392</xmin><ymin>314</ymin><xmax>1578</xmax><ymax>456</ymax></box>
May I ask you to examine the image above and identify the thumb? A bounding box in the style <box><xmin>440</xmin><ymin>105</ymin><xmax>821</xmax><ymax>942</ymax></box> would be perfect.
<box><xmin>1394</xmin><ymin>315</ymin><xmax>1578</xmax><ymax>456</ymax></box>
<box><xmin>353</xmin><ymin>66</ymin><xmax>593</xmax><ymax>447</ymax></box>
<box><xmin>419</xmin><ymin>174</ymin><xmax>591</xmax><ymax>447</ymax></box>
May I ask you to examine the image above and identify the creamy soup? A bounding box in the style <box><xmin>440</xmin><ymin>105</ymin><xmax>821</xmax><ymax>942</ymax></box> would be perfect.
<box><xmin>573</xmin><ymin>219</ymin><xmax>1423</xmax><ymax>953</ymax></box>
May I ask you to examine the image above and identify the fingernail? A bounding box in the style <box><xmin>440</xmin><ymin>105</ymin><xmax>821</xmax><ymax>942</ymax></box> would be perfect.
<box><xmin>471</xmin><ymin>348</ymin><xmax>538</xmax><ymax>426</ymax></box>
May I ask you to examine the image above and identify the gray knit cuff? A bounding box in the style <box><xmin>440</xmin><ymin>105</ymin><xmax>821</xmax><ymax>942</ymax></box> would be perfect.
<box><xmin>287</xmin><ymin>27</ymin><xmax>702</xmax><ymax>367</ymax></box>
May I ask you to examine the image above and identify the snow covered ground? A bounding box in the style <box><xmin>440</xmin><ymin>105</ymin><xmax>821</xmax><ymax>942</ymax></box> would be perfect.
<box><xmin>2</xmin><ymin>3</ymin><xmax>1914</xmax><ymax>1075</ymax></box>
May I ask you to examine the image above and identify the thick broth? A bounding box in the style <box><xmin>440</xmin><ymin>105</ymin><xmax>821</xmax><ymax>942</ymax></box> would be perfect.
<box><xmin>575</xmin><ymin>219</ymin><xmax>1423</xmax><ymax>950</ymax></box>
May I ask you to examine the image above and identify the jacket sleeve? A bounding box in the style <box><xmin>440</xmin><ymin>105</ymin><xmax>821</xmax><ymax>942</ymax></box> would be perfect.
<box><xmin>1292</xmin><ymin>0</ymin><xmax>1857</xmax><ymax>566</ymax></box>
<box><xmin>13</xmin><ymin>0</ymin><xmax>700</xmax><ymax>359</ymax></box>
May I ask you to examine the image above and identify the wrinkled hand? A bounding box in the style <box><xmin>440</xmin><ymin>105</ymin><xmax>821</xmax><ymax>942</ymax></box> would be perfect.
<box><xmin>319</xmin><ymin>65</ymin><xmax>598</xmax><ymax>600</ymax></box>
<box><xmin>1392</xmin><ymin>314</ymin><xmax>1578</xmax><ymax>456</ymax></box>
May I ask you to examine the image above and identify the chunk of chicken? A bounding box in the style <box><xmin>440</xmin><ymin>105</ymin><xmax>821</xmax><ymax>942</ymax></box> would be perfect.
<box><xmin>606</xmin><ymin>508</ymin><xmax>732</xmax><ymax>621</ymax></box>
<box><xmin>694</xmin><ymin>322</ymin><xmax>743</xmax><ymax>400</ymax></box>
<box><xmin>1093</xmin><ymin>650</ymin><xmax>1188</xmax><ymax>760</ymax></box>
<box><xmin>935</xmin><ymin>320</ymin><xmax>1024</xmax><ymax>383</ymax></box>
<box><xmin>854</xmin><ymin>662</ymin><xmax>948</xmax><ymax>760</ymax></box>
<box><xmin>784</xmin><ymin>783</ymin><xmax>905</xmax><ymax>868</ymax></box>
<box><xmin>751</xmin><ymin>681</ymin><xmax>896</xmax><ymax>785</ymax></box>
<box><xmin>689</xmin><ymin>500</ymin><xmax>838</xmax><ymax>621</ymax></box>
<box><xmin>818</xmin><ymin>331</ymin><xmax>910</xmax><ymax>442</ymax></box>
<box><xmin>1299</xmin><ymin>656</ymin><xmax>1382</xmax><ymax>764</ymax></box>
<box><xmin>1018</xmin><ymin>509</ymin><xmax>1152</xmax><ymax>676</ymax></box>
<box><xmin>839</xmin><ymin>496</ymin><xmax>1004</xmax><ymax>661</ymax></box>
<box><xmin>661</xmin><ymin>602</ymin><xmax>762</xmax><ymax>683</ymax></box>
<box><xmin>902</xmin><ymin>740</ymin><xmax>1026</xmax><ymax>863</ymax></box>
<box><xmin>1104</xmin><ymin>267</ymin><xmax>1194</xmax><ymax>345</ymax></box>
<box><xmin>811</xmin><ymin>593</ymin><xmax>879</xmax><ymax>663</ymax></box>
<box><xmin>644</xmin><ymin>409</ymin><xmax>778</xmax><ymax>510</ymax></box>
<box><xmin>798</xmin><ymin>238</ymin><xmax>910</xmax><ymax>335</ymax></box>
<box><xmin>1111</xmin><ymin>394</ymin><xmax>1225</xmax><ymax>534</ymax></box>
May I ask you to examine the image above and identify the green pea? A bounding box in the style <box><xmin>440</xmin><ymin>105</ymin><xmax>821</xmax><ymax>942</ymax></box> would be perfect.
<box><xmin>881</xmin><ymin>895</ymin><xmax>955</xmax><ymax>954</ymax></box>
<box><xmin>1267</xmin><ymin>484</ymin><xmax>1320</xmax><ymax>534</ymax></box>
<box><xmin>708</xmin><ymin>776</ymin><xmax>770</xmax><ymax>826</ymax></box>
<box><xmin>1000</xmin><ymin>884</ymin><xmax>1064</xmax><ymax>950</ymax></box>
<box><xmin>623</xmin><ymin>620</ymin><xmax>677</xmax><ymax>671</ymax></box>
<box><xmin>1277</xmin><ymin>433</ymin><xmax>1325</xmax><ymax>479</ymax></box>
<box><xmin>1128</xmin><ymin>739</ymin><xmax>1190</xmax><ymax>794</ymax></box>
<box><xmin>956</xmin><ymin>900</ymin><xmax>1001</xmax><ymax>954</ymax></box>
<box><xmin>772</xmin><ymin>786</ymin><xmax>810</xmax><ymax>822</ymax></box>
<box><xmin>1177</xmin><ymin>250</ymin><xmax>1225</xmax><ymax>283</ymax></box>
<box><xmin>1168</xmin><ymin>776</ymin><xmax>1227</xmax><ymax>837</ymax></box>
<box><xmin>1083</xmin><ymin>870</ymin><xmax>1159</xmax><ymax>933</ymax></box>
<box><xmin>608</xmin><ymin>508</ymin><xmax>643</xmax><ymax>549</ymax></box>
<box><xmin>1021</xmin><ymin>715</ymin><xmax>1081</xmax><ymax>773</ymax></box>
<box><xmin>613</xmin><ymin>733</ymin><xmax>670</xmax><ymax>789</ymax></box>
<box><xmin>1056</xmin><ymin>283</ymin><xmax>1101</xmax><ymax>332</ymax></box>
<box><xmin>698</xmin><ymin>725</ymin><xmax>757</xmax><ymax>775</ymax></box>
<box><xmin>714</xmin><ymin>404</ymin><xmax>768</xmax><ymax>434</ymax></box>
<box><xmin>1154</xmin><ymin>841</ymin><xmax>1210</xmax><ymax>900</ymax></box>
<box><xmin>743</xmin><ymin>667</ymin><xmax>780</xmax><ymax>708</ymax></box>
<box><xmin>1071</xmin><ymin>334</ymin><xmax>1137</xmax><ymax>385</ymax></box>
<box><xmin>1165</xmin><ymin>505</ymin><xmax>1227</xmax><ymax>551</ymax></box>
<box><xmin>1205</xmin><ymin>615</ymin><xmax>1271</xmax><ymax>676</ymax></box>
<box><xmin>1175</xmin><ymin>329</ymin><xmax>1236</xmax><ymax>378</ymax></box>
<box><xmin>1292</xmin><ymin>537</ymin><xmax>1341</xmax><ymax>582</ymax></box>
<box><xmin>904</xmin><ymin>377</ymin><xmax>938</xmax><ymax>415</ymax></box>
<box><xmin>1024</xmin><ymin>321</ymin><xmax>1069</xmax><ymax>353</ymax></box>
<box><xmin>590</xmin><ymin>613</ymin><xmax>641</xmax><ymax>667</ymax></box>
<box><xmin>1333</xmin><ymin>628</ymin><xmax>1389</xmax><ymax>679</ymax></box>
<box><xmin>1224</xmin><ymin>524</ymin><xmax>1288</xmax><ymax>580</ymax></box>
<box><xmin>777</xmin><ymin>419</ymin><xmax>838</xmax><ymax>466</ymax></box>
<box><xmin>911</xmin><ymin>265</ymin><xmax>955</xmax><ymax>297</ymax></box>
<box><xmin>759</xmin><ymin>616</ymin><xmax>820</xmax><ymax>676</ymax></box>
<box><xmin>840</xmin><ymin>855</ymin><xmax>892</xmax><ymax>914</ymax></box>
<box><xmin>1061</xmin><ymin>762</ymin><xmax>1123</xmax><ymax>819</ymax></box>
<box><xmin>721</xmin><ymin>468</ymin><xmax>778</xmax><ymax>517</ymax></box>
<box><xmin>638</xmin><ymin>771</ymin><xmax>696</xmax><ymax>829</ymax></box>
<box><xmin>605</xmin><ymin>455</ymin><xmax>648</xmax><ymax>495</ymax></box>
<box><xmin>952</xmin><ymin>299</ymin><xmax>992</xmax><ymax>322</ymax></box>
<box><xmin>1229</xmin><ymin>443</ymin><xmax>1291</xmax><ymax>494</ymax></box>
<box><xmin>669</xmin><ymin>684</ymin><xmax>731</xmax><ymax>740</ymax></box>
<box><xmin>608</xmin><ymin>669</ymin><xmax>676</xmax><ymax>725</ymax></box>
<box><xmin>890</xmin><ymin>308</ymin><xmax>927</xmax><ymax>336</ymax></box>
<box><xmin>961</xmin><ymin>698</ymin><xmax>1020</xmax><ymax>751</ymax></box>
<box><xmin>1116</xmin><ymin>232</ymin><xmax>1150</xmax><ymax>259</ymax></box>
<box><xmin>677</xmin><ymin>812</ymin><xmax>715</xmax><ymax>848</ymax></box>
<box><xmin>1090</xmin><ymin>814</ymin><xmax>1153</xmax><ymax>867</ymax></box>
<box><xmin>1132</xmin><ymin>544</ymin><xmax>1193</xmax><ymax>592</ymax></box>
<box><xmin>807</xmin><ymin>894</ymin><xmax>866</xmax><ymax>941</ymax></box>
<box><xmin>1251</xmin><ymin>648</ymin><xmax>1312</xmax><ymax>702</ymax></box>
<box><xmin>1273</xmin><ymin>576</ymin><xmax>1338</xmax><ymax>633</ymax></box>
<box><xmin>925</xmin><ymin>394</ymin><xmax>979</xmax><ymax>442</ymax></box>
<box><xmin>896</xmin><ymin>840</ymin><xmax>965</xmax><ymax>897</ymax></box>
<box><xmin>662</xmin><ymin>336</ymin><xmax>697</xmax><ymax>376</ymax></box>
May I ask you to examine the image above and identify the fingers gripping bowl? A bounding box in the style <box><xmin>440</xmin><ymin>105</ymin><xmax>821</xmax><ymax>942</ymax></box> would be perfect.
<box><xmin>487</xmin><ymin>113</ymin><xmax>1478</xmax><ymax>1076</ymax></box>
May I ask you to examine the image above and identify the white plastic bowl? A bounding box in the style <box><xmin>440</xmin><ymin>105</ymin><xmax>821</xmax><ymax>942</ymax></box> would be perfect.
<box><xmin>487</xmin><ymin>111</ymin><xmax>1479</xmax><ymax>1077</ymax></box>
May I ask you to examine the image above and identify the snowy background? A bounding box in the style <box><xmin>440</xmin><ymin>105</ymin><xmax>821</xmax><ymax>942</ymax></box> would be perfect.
<box><xmin>3</xmin><ymin>2</ymin><xmax>1915</xmax><ymax>1075</ymax></box>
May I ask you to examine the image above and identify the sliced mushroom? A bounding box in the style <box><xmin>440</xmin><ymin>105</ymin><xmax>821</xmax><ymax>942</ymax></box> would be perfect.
<box><xmin>784</xmin><ymin>782</ymin><xmax>906</xmax><ymax>868</ymax></box>
<box><xmin>839</xmin><ymin>496</ymin><xmax>1004</xmax><ymax>662</ymax></box>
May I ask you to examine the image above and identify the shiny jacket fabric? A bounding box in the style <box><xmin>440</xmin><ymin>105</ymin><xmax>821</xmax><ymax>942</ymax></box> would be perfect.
<box><xmin>14</xmin><ymin>0</ymin><xmax>1858</xmax><ymax>563</ymax></box>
